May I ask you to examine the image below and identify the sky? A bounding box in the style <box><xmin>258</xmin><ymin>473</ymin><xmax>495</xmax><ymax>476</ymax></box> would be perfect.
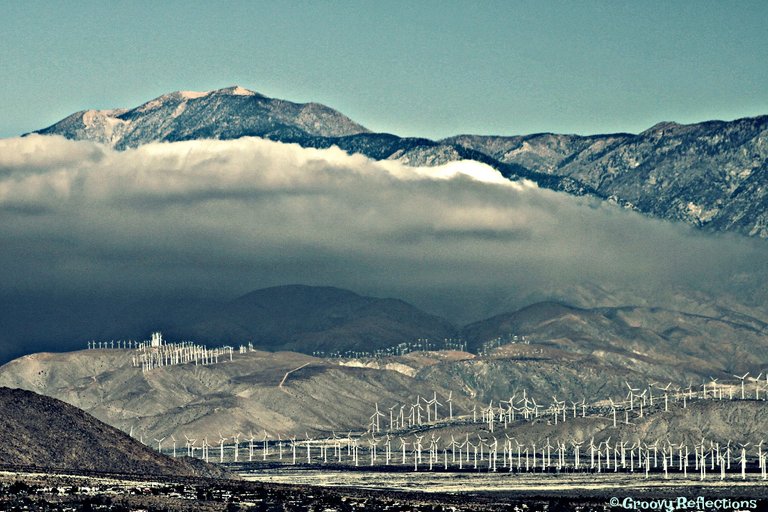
<box><xmin>1</xmin><ymin>1</ymin><xmax>766</xmax><ymax>139</ymax></box>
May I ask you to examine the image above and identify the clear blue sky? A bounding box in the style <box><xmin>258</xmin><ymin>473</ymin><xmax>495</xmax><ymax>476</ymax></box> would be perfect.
<box><xmin>2</xmin><ymin>0</ymin><xmax>766</xmax><ymax>139</ymax></box>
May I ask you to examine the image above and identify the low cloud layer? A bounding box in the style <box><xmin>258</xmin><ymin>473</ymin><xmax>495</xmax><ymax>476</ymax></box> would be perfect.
<box><xmin>1</xmin><ymin>135</ymin><xmax>767</xmax><ymax>336</ymax></box>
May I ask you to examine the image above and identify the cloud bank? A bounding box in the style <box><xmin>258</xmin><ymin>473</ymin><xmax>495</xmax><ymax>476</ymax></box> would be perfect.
<box><xmin>1</xmin><ymin>134</ymin><xmax>767</xmax><ymax>332</ymax></box>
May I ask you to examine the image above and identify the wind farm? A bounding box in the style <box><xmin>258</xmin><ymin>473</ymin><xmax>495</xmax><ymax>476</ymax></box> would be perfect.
<box><xmin>3</xmin><ymin>323</ymin><xmax>768</xmax><ymax>504</ymax></box>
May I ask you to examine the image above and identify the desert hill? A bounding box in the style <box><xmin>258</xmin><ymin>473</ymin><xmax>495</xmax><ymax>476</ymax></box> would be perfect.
<box><xmin>0</xmin><ymin>386</ymin><xmax>226</xmax><ymax>478</ymax></box>
<box><xmin>0</xmin><ymin>349</ymin><xmax>475</xmax><ymax>441</ymax></box>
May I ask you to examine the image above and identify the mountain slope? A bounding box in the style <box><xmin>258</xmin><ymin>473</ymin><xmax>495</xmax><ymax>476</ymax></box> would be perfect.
<box><xmin>0</xmin><ymin>386</ymin><xmax>225</xmax><ymax>477</ymax></box>
<box><xmin>446</xmin><ymin>115</ymin><xmax>768</xmax><ymax>237</ymax></box>
<box><xmin>461</xmin><ymin>301</ymin><xmax>768</xmax><ymax>373</ymax></box>
<box><xmin>2</xmin><ymin>298</ymin><xmax>767</xmax><ymax>442</ymax></box>
<box><xmin>0</xmin><ymin>349</ymin><xmax>475</xmax><ymax>440</ymax></box>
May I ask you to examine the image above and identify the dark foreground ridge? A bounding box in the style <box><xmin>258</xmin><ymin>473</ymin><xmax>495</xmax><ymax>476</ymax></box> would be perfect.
<box><xmin>0</xmin><ymin>387</ymin><xmax>227</xmax><ymax>479</ymax></box>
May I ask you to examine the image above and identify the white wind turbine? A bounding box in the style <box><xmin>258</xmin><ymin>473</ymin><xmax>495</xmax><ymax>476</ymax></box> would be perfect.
<box><xmin>750</xmin><ymin>372</ymin><xmax>764</xmax><ymax>399</ymax></box>
<box><xmin>399</xmin><ymin>437</ymin><xmax>409</xmax><ymax>464</ymax></box>
<box><xmin>656</xmin><ymin>382</ymin><xmax>672</xmax><ymax>411</ymax></box>
<box><xmin>388</xmin><ymin>405</ymin><xmax>398</xmax><ymax>431</ymax></box>
<box><xmin>232</xmin><ymin>432</ymin><xmax>240</xmax><ymax>462</ymax></box>
<box><xmin>247</xmin><ymin>431</ymin><xmax>255</xmax><ymax>462</ymax></box>
<box><xmin>738</xmin><ymin>442</ymin><xmax>750</xmax><ymax>480</ymax></box>
<box><xmin>734</xmin><ymin>372</ymin><xmax>749</xmax><ymax>399</ymax></box>
<box><xmin>184</xmin><ymin>434</ymin><xmax>194</xmax><ymax>457</ymax></box>
<box><xmin>625</xmin><ymin>382</ymin><xmax>640</xmax><ymax>410</ymax></box>
<box><xmin>370</xmin><ymin>403</ymin><xmax>385</xmax><ymax>432</ymax></box>
<box><xmin>261</xmin><ymin>431</ymin><xmax>270</xmax><ymax>461</ymax></box>
<box><xmin>428</xmin><ymin>391</ymin><xmax>442</xmax><ymax>422</ymax></box>
<box><xmin>706</xmin><ymin>377</ymin><xmax>719</xmax><ymax>399</ymax></box>
<box><xmin>608</xmin><ymin>398</ymin><xmax>617</xmax><ymax>427</ymax></box>
<box><xmin>218</xmin><ymin>432</ymin><xmax>226</xmax><ymax>463</ymax></box>
<box><xmin>571</xmin><ymin>440</ymin><xmax>583</xmax><ymax>469</ymax></box>
<box><xmin>305</xmin><ymin>432</ymin><xmax>314</xmax><ymax>464</ymax></box>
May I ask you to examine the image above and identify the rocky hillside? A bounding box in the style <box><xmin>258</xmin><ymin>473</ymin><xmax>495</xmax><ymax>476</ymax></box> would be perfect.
<box><xmin>0</xmin><ymin>387</ymin><xmax>226</xmax><ymax>478</ymax></box>
<box><xmin>446</xmin><ymin>115</ymin><xmax>768</xmax><ymax>237</ymax></box>
<box><xmin>461</xmin><ymin>302</ymin><xmax>768</xmax><ymax>372</ymax></box>
<box><xmin>0</xmin><ymin>349</ymin><xmax>476</xmax><ymax>441</ymax></box>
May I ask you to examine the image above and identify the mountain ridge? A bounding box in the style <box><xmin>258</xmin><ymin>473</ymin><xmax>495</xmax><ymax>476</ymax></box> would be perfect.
<box><xmin>29</xmin><ymin>86</ymin><xmax>768</xmax><ymax>238</ymax></box>
<box><xmin>2</xmin><ymin>295</ymin><xmax>767</xmax><ymax>440</ymax></box>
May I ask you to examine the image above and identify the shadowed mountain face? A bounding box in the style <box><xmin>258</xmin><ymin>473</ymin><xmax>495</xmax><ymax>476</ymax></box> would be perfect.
<box><xmin>170</xmin><ymin>285</ymin><xmax>459</xmax><ymax>353</ymax></box>
<box><xmin>0</xmin><ymin>386</ymin><xmax>226</xmax><ymax>478</ymax></box>
<box><xmin>31</xmin><ymin>87</ymin><xmax>768</xmax><ymax>237</ymax></box>
<box><xmin>0</xmin><ymin>285</ymin><xmax>459</xmax><ymax>365</ymax></box>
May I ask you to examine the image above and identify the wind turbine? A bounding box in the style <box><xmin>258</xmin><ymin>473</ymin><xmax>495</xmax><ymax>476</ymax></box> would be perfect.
<box><xmin>248</xmin><ymin>431</ymin><xmax>255</xmax><ymax>462</ymax></box>
<box><xmin>232</xmin><ymin>432</ymin><xmax>240</xmax><ymax>462</ymax></box>
<box><xmin>733</xmin><ymin>372</ymin><xmax>750</xmax><ymax>400</ymax></box>
<box><xmin>370</xmin><ymin>403</ymin><xmax>386</xmax><ymax>433</ymax></box>
<box><xmin>218</xmin><ymin>432</ymin><xmax>226</xmax><ymax>463</ymax></box>
<box><xmin>427</xmin><ymin>391</ymin><xmax>442</xmax><ymax>422</ymax></box>
<box><xmin>657</xmin><ymin>383</ymin><xmax>672</xmax><ymax>411</ymax></box>
<box><xmin>706</xmin><ymin>376</ymin><xmax>719</xmax><ymax>400</ymax></box>
<box><xmin>261</xmin><ymin>431</ymin><xmax>269</xmax><ymax>460</ymax></box>
<box><xmin>399</xmin><ymin>437</ymin><xmax>409</xmax><ymax>465</ymax></box>
<box><xmin>750</xmin><ymin>372</ymin><xmax>764</xmax><ymax>400</ymax></box>
<box><xmin>625</xmin><ymin>382</ymin><xmax>640</xmax><ymax>410</ymax></box>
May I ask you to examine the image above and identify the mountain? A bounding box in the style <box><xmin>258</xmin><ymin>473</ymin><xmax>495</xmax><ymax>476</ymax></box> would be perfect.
<box><xmin>170</xmin><ymin>285</ymin><xmax>458</xmax><ymax>353</ymax></box>
<box><xmin>29</xmin><ymin>86</ymin><xmax>596</xmax><ymax>196</ymax></box>
<box><xmin>31</xmin><ymin>87</ymin><xmax>767</xmax><ymax>237</ymax></box>
<box><xmin>34</xmin><ymin>86</ymin><xmax>369</xmax><ymax>149</ymax></box>
<box><xmin>461</xmin><ymin>301</ymin><xmax>768</xmax><ymax>373</ymax></box>
<box><xmin>0</xmin><ymin>285</ymin><xmax>458</xmax><ymax>366</ymax></box>
<box><xmin>0</xmin><ymin>386</ymin><xmax>226</xmax><ymax>478</ymax></box>
<box><xmin>2</xmin><ymin>298</ymin><xmax>767</xmax><ymax>441</ymax></box>
<box><xmin>445</xmin><ymin>116</ymin><xmax>768</xmax><ymax>237</ymax></box>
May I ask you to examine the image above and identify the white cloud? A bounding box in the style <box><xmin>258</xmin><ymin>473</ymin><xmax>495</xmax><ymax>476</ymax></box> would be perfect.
<box><xmin>1</xmin><ymin>134</ymin><xmax>767</xmax><ymax>323</ymax></box>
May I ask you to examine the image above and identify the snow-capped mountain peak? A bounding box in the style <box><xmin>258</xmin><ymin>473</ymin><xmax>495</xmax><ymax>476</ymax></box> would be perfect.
<box><xmin>33</xmin><ymin>85</ymin><xmax>369</xmax><ymax>148</ymax></box>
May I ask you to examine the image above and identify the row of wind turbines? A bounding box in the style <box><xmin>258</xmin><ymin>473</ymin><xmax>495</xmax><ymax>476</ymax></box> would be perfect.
<box><xmin>366</xmin><ymin>372</ymin><xmax>768</xmax><ymax>436</ymax></box>
<box><xmin>141</xmin><ymin>372</ymin><xmax>768</xmax><ymax>480</ymax></box>
<box><xmin>145</xmin><ymin>428</ymin><xmax>768</xmax><ymax>481</ymax></box>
